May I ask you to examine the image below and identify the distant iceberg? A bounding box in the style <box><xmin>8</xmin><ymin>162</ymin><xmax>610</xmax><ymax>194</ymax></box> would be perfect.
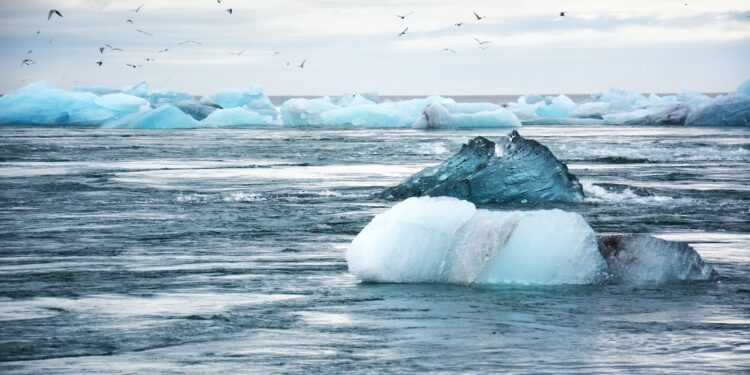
<box><xmin>413</xmin><ymin>102</ymin><xmax>521</xmax><ymax>129</ymax></box>
<box><xmin>347</xmin><ymin>197</ymin><xmax>717</xmax><ymax>285</ymax></box>
<box><xmin>102</xmin><ymin>105</ymin><xmax>198</xmax><ymax>129</ymax></box>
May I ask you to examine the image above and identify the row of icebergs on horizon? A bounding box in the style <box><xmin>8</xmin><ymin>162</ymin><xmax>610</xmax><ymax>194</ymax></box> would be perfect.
<box><xmin>0</xmin><ymin>80</ymin><xmax>748</xmax><ymax>128</ymax></box>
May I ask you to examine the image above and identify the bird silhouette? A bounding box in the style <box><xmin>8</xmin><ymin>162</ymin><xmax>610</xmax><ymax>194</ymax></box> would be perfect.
<box><xmin>96</xmin><ymin>61</ymin><xmax>103</xmax><ymax>66</ymax></box>
<box><xmin>47</xmin><ymin>9</ymin><xmax>63</xmax><ymax>20</ymax></box>
<box><xmin>230</xmin><ymin>48</ymin><xmax>248</xmax><ymax>56</ymax></box>
<box><xmin>396</xmin><ymin>12</ymin><xmax>414</xmax><ymax>20</ymax></box>
<box><xmin>441</xmin><ymin>48</ymin><xmax>457</xmax><ymax>54</ymax></box>
<box><xmin>178</xmin><ymin>40</ymin><xmax>203</xmax><ymax>45</ymax></box>
<box><xmin>21</xmin><ymin>59</ymin><xmax>36</xmax><ymax>66</ymax></box>
<box><xmin>126</xmin><ymin>19</ymin><xmax>134</xmax><ymax>24</ymax></box>
<box><xmin>226</xmin><ymin>9</ymin><xmax>233</xmax><ymax>15</ymax></box>
<box><xmin>126</xmin><ymin>63</ymin><xmax>143</xmax><ymax>68</ymax></box>
<box><xmin>398</xmin><ymin>27</ymin><xmax>408</xmax><ymax>36</ymax></box>
<box><xmin>454</xmin><ymin>22</ymin><xmax>464</xmax><ymax>27</ymax></box>
<box><xmin>299</xmin><ymin>59</ymin><xmax>306</xmax><ymax>68</ymax></box>
<box><xmin>130</xmin><ymin>4</ymin><xmax>144</xmax><ymax>13</ymax></box>
<box><xmin>105</xmin><ymin>44</ymin><xmax>124</xmax><ymax>51</ymax></box>
<box><xmin>26</xmin><ymin>49</ymin><xmax>32</xmax><ymax>54</ymax></box>
<box><xmin>473</xmin><ymin>37</ymin><xmax>491</xmax><ymax>45</ymax></box>
<box><xmin>560</xmin><ymin>11</ymin><xmax>566</xmax><ymax>16</ymax></box>
<box><xmin>136</xmin><ymin>29</ymin><xmax>154</xmax><ymax>36</ymax></box>
<box><xmin>473</xmin><ymin>11</ymin><xmax>485</xmax><ymax>20</ymax></box>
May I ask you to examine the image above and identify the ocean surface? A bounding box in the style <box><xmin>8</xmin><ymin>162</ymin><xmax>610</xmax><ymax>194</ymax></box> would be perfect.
<box><xmin>0</xmin><ymin>125</ymin><xmax>748</xmax><ymax>373</ymax></box>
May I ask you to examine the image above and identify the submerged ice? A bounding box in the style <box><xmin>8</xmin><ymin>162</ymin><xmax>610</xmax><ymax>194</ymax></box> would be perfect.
<box><xmin>347</xmin><ymin>197</ymin><xmax>717</xmax><ymax>286</ymax></box>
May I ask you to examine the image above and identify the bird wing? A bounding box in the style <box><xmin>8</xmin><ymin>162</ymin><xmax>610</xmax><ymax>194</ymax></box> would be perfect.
<box><xmin>474</xmin><ymin>12</ymin><xmax>481</xmax><ymax>19</ymax></box>
<box><xmin>473</xmin><ymin>37</ymin><xmax>481</xmax><ymax>43</ymax></box>
<box><xmin>47</xmin><ymin>10</ymin><xmax>54</xmax><ymax>20</ymax></box>
<box><xmin>54</xmin><ymin>10</ymin><xmax>62</xmax><ymax>18</ymax></box>
<box><xmin>400</xmin><ymin>27</ymin><xmax>408</xmax><ymax>35</ymax></box>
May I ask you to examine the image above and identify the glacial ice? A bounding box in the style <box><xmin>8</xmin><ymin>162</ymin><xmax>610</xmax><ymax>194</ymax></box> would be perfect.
<box><xmin>149</xmin><ymin>90</ymin><xmax>194</xmax><ymax>106</ymax></box>
<box><xmin>685</xmin><ymin>93</ymin><xmax>750</xmax><ymax>127</ymax></box>
<box><xmin>603</xmin><ymin>102</ymin><xmax>690</xmax><ymax>126</ymax></box>
<box><xmin>200</xmin><ymin>107</ymin><xmax>277</xmax><ymax>127</ymax></box>
<box><xmin>346</xmin><ymin>197</ymin><xmax>607</xmax><ymax>285</ymax></box>
<box><xmin>102</xmin><ymin>105</ymin><xmax>199</xmax><ymax>129</ymax></box>
<box><xmin>597</xmin><ymin>234</ymin><xmax>717</xmax><ymax>284</ymax></box>
<box><xmin>381</xmin><ymin>131</ymin><xmax>584</xmax><ymax>204</ymax></box>
<box><xmin>413</xmin><ymin>103</ymin><xmax>521</xmax><ymax>129</ymax></box>
<box><xmin>0</xmin><ymin>81</ymin><xmax>145</xmax><ymax>125</ymax></box>
<box><xmin>200</xmin><ymin>85</ymin><xmax>277</xmax><ymax>119</ymax></box>
<box><xmin>173</xmin><ymin>101</ymin><xmax>220</xmax><ymax>121</ymax></box>
<box><xmin>738</xmin><ymin>80</ymin><xmax>750</xmax><ymax>96</ymax></box>
<box><xmin>280</xmin><ymin>97</ymin><xmax>339</xmax><ymax>126</ymax></box>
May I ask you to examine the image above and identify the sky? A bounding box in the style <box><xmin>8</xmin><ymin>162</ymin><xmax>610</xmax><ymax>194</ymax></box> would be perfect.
<box><xmin>0</xmin><ymin>0</ymin><xmax>749</xmax><ymax>96</ymax></box>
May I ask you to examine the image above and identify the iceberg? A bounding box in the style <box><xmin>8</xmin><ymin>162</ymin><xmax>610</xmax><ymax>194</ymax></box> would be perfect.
<box><xmin>0</xmin><ymin>81</ymin><xmax>144</xmax><ymax>125</ymax></box>
<box><xmin>413</xmin><ymin>103</ymin><xmax>521</xmax><ymax>129</ymax></box>
<box><xmin>346</xmin><ymin>197</ymin><xmax>607</xmax><ymax>285</ymax></box>
<box><xmin>73</xmin><ymin>82</ymin><xmax>149</xmax><ymax>98</ymax></box>
<box><xmin>200</xmin><ymin>107</ymin><xmax>277</xmax><ymax>127</ymax></box>
<box><xmin>200</xmin><ymin>85</ymin><xmax>277</xmax><ymax>119</ymax></box>
<box><xmin>603</xmin><ymin>102</ymin><xmax>690</xmax><ymax>125</ymax></box>
<box><xmin>102</xmin><ymin>105</ymin><xmax>199</xmax><ymax>129</ymax></box>
<box><xmin>738</xmin><ymin>80</ymin><xmax>750</xmax><ymax>96</ymax></box>
<box><xmin>381</xmin><ymin>131</ymin><xmax>584</xmax><ymax>204</ymax></box>
<box><xmin>280</xmin><ymin>97</ymin><xmax>339</xmax><ymax>126</ymax></box>
<box><xmin>597</xmin><ymin>234</ymin><xmax>717</xmax><ymax>284</ymax></box>
<box><xmin>685</xmin><ymin>93</ymin><xmax>750</xmax><ymax>127</ymax></box>
<box><xmin>335</xmin><ymin>93</ymin><xmax>377</xmax><ymax>107</ymax></box>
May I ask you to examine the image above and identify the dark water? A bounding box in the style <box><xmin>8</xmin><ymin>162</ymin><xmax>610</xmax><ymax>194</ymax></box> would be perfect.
<box><xmin>0</xmin><ymin>126</ymin><xmax>748</xmax><ymax>373</ymax></box>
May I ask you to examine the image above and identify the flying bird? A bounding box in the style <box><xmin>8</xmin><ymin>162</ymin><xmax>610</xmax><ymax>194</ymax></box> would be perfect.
<box><xmin>130</xmin><ymin>4</ymin><xmax>145</xmax><ymax>13</ymax></box>
<box><xmin>230</xmin><ymin>48</ymin><xmax>248</xmax><ymax>56</ymax></box>
<box><xmin>178</xmin><ymin>40</ymin><xmax>202</xmax><ymax>45</ymax></box>
<box><xmin>99</xmin><ymin>47</ymin><xmax>105</xmax><ymax>53</ymax></box>
<box><xmin>136</xmin><ymin>29</ymin><xmax>154</xmax><ymax>36</ymax></box>
<box><xmin>36</xmin><ymin>30</ymin><xmax>40</xmax><ymax>34</ymax></box>
<box><xmin>441</xmin><ymin>48</ymin><xmax>457</xmax><ymax>54</ymax></box>
<box><xmin>105</xmin><ymin>44</ymin><xmax>124</xmax><ymax>51</ymax></box>
<box><xmin>21</xmin><ymin>59</ymin><xmax>36</xmax><ymax>66</ymax></box>
<box><xmin>217</xmin><ymin>0</ymin><xmax>222</xmax><ymax>3</ymax></box>
<box><xmin>299</xmin><ymin>59</ymin><xmax>306</xmax><ymax>68</ymax></box>
<box><xmin>473</xmin><ymin>11</ymin><xmax>485</xmax><ymax>20</ymax></box>
<box><xmin>396</xmin><ymin>12</ymin><xmax>414</xmax><ymax>20</ymax></box>
<box><xmin>454</xmin><ymin>22</ymin><xmax>464</xmax><ymax>27</ymax></box>
<box><xmin>560</xmin><ymin>11</ymin><xmax>566</xmax><ymax>16</ymax></box>
<box><xmin>398</xmin><ymin>27</ymin><xmax>408</xmax><ymax>36</ymax></box>
<box><xmin>158</xmin><ymin>47</ymin><xmax>170</xmax><ymax>53</ymax></box>
<box><xmin>144</xmin><ymin>58</ymin><xmax>155</xmax><ymax>61</ymax></box>
<box><xmin>479</xmin><ymin>46</ymin><xmax>489</xmax><ymax>50</ymax></box>
<box><xmin>96</xmin><ymin>61</ymin><xmax>103</xmax><ymax>66</ymax></box>
<box><xmin>47</xmin><ymin>9</ymin><xmax>63</xmax><ymax>20</ymax></box>
<box><xmin>26</xmin><ymin>49</ymin><xmax>32</xmax><ymax>54</ymax></box>
<box><xmin>126</xmin><ymin>19</ymin><xmax>134</xmax><ymax>24</ymax></box>
<box><xmin>226</xmin><ymin>8</ymin><xmax>233</xmax><ymax>15</ymax></box>
<box><xmin>473</xmin><ymin>37</ymin><xmax>491</xmax><ymax>45</ymax></box>
<box><xmin>126</xmin><ymin>63</ymin><xmax>142</xmax><ymax>68</ymax></box>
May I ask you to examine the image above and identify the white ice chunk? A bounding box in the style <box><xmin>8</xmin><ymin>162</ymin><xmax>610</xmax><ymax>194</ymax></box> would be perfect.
<box><xmin>413</xmin><ymin>103</ymin><xmax>521</xmax><ymax>129</ymax></box>
<box><xmin>346</xmin><ymin>197</ymin><xmax>606</xmax><ymax>285</ymax></box>
<box><xmin>200</xmin><ymin>84</ymin><xmax>277</xmax><ymax>119</ymax></box>
<box><xmin>603</xmin><ymin>102</ymin><xmax>690</xmax><ymax>125</ymax></box>
<box><xmin>102</xmin><ymin>105</ymin><xmax>199</xmax><ymax>129</ymax></box>
<box><xmin>149</xmin><ymin>90</ymin><xmax>194</xmax><ymax>106</ymax></box>
<box><xmin>685</xmin><ymin>93</ymin><xmax>750</xmax><ymax>126</ymax></box>
<box><xmin>738</xmin><ymin>79</ymin><xmax>750</xmax><ymax>96</ymax></box>
<box><xmin>200</xmin><ymin>107</ymin><xmax>277</xmax><ymax>127</ymax></box>
<box><xmin>73</xmin><ymin>82</ymin><xmax>149</xmax><ymax>98</ymax></box>
<box><xmin>280</xmin><ymin>97</ymin><xmax>339</xmax><ymax>126</ymax></box>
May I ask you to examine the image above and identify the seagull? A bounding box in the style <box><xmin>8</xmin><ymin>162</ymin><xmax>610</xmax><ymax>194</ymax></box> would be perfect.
<box><xmin>105</xmin><ymin>44</ymin><xmax>124</xmax><ymax>51</ymax></box>
<box><xmin>396</xmin><ymin>12</ymin><xmax>414</xmax><ymax>20</ymax></box>
<box><xmin>230</xmin><ymin>48</ymin><xmax>248</xmax><ymax>56</ymax></box>
<box><xmin>144</xmin><ymin>58</ymin><xmax>155</xmax><ymax>61</ymax></box>
<box><xmin>36</xmin><ymin>30</ymin><xmax>40</xmax><ymax>34</ymax></box>
<box><xmin>473</xmin><ymin>11</ymin><xmax>485</xmax><ymax>20</ymax></box>
<box><xmin>21</xmin><ymin>59</ymin><xmax>36</xmax><ymax>66</ymax></box>
<box><xmin>299</xmin><ymin>59</ymin><xmax>306</xmax><ymax>68</ymax></box>
<box><xmin>158</xmin><ymin>47</ymin><xmax>170</xmax><ymax>53</ymax></box>
<box><xmin>226</xmin><ymin>8</ymin><xmax>233</xmax><ymax>15</ymax></box>
<box><xmin>560</xmin><ymin>11</ymin><xmax>566</xmax><ymax>16</ymax></box>
<box><xmin>136</xmin><ymin>29</ymin><xmax>154</xmax><ymax>36</ymax></box>
<box><xmin>286</xmin><ymin>62</ymin><xmax>290</xmax><ymax>66</ymax></box>
<box><xmin>126</xmin><ymin>19</ymin><xmax>134</xmax><ymax>24</ymax></box>
<box><xmin>454</xmin><ymin>22</ymin><xmax>464</xmax><ymax>27</ymax></box>
<box><xmin>99</xmin><ymin>47</ymin><xmax>105</xmax><ymax>53</ymax></box>
<box><xmin>126</xmin><ymin>63</ymin><xmax>143</xmax><ymax>68</ymax></box>
<box><xmin>217</xmin><ymin>0</ymin><xmax>222</xmax><ymax>3</ymax></box>
<box><xmin>96</xmin><ymin>61</ymin><xmax>103</xmax><ymax>66</ymax></box>
<box><xmin>47</xmin><ymin>9</ymin><xmax>63</xmax><ymax>20</ymax></box>
<box><xmin>473</xmin><ymin>37</ymin><xmax>491</xmax><ymax>45</ymax></box>
<box><xmin>398</xmin><ymin>27</ymin><xmax>408</xmax><ymax>36</ymax></box>
<box><xmin>441</xmin><ymin>48</ymin><xmax>457</xmax><ymax>54</ymax></box>
<box><xmin>178</xmin><ymin>40</ymin><xmax>202</xmax><ymax>45</ymax></box>
<box><xmin>130</xmin><ymin>4</ymin><xmax>144</xmax><ymax>13</ymax></box>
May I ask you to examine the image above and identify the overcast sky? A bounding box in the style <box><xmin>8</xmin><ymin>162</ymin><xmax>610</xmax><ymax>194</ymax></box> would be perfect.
<box><xmin>0</xmin><ymin>0</ymin><xmax>749</xmax><ymax>95</ymax></box>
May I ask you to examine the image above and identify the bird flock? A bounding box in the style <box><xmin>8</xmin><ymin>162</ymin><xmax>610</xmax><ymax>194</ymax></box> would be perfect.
<box><xmin>23</xmin><ymin>4</ymin><xmax>572</xmax><ymax>70</ymax></box>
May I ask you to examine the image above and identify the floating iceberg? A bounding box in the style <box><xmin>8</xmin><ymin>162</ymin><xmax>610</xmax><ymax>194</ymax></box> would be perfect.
<box><xmin>102</xmin><ymin>105</ymin><xmax>198</xmax><ymax>129</ymax></box>
<box><xmin>173</xmin><ymin>101</ymin><xmax>220</xmax><ymax>121</ymax></box>
<box><xmin>738</xmin><ymin>80</ymin><xmax>750</xmax><ymax>96</ymax></box>
<box><xmin>597</xmin><ymin>234</ymin><xmax>717</xmax><ymax>284</ymax></box>
<box><xmin>200</xmin><ymin>85</ymin><xmax>277</xmax><ymax>119</ymax></box>
<box><xmin>200</xmin><ymin>107</ymin><xmax>277</xmax><ymax>127</ymax></box>
<box><xmin>149</xmin><ymin>90</ymin><xmax>194</xmax><ymax>106</ymax></box>
<box><xmin>280</xmin><ymin>97</ymin><xmax>341</xmax><ymax>126</ymax></box>
<box><xmin>346</xmin><ymin>197</ymin><xmax>607</xmax><ymax>285</ymax></box>
<box><xmin>603</xmin><ymin>102</ymin><xmax>690</xmax><ymax>126</ymax></box>
<box><xmin>381</xmin><ymin>131</ymin><xmax>583</xmax><ymax>204</ymax></box>
<box><xmin>685</xmin><ymin>93</ymin><xmax>750</xmax><ymax>127</ymax></box>
<box><xmin>0</xmin><ymin>81</ymin><xmax>146</xmax><ymax>125</ymax></box>
<box><xmin>413</xmin><ymin>103</ymin><xmax>521</xmax><ymax>129</ymax></box>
